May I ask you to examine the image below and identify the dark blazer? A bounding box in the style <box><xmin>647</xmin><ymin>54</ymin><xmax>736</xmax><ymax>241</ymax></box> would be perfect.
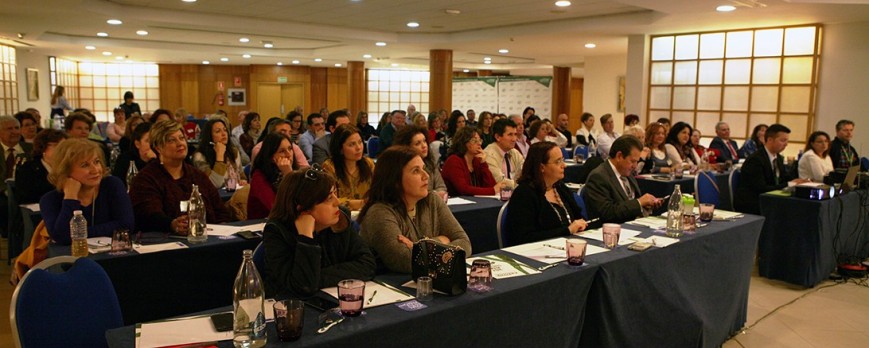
<box><xmin>734</xmin><ymin>146</ymin><xmax>792</xmax><ymax>215</ymax></box>
<box><xmin>14</xmin><ymin>156</ymin><xmax>54</xmax><ymax>204</ymax></box>
<box><xmin>504</xmin><ymin>182</ymin><xmax>583</xmax><ymax>247</ymax></box>
<box><xmin>584</xmin><ymin>160</ymin><xmax>643</xmax><ymax>223</ymax></box>
<box><xmin>311</xmin><ymin>133</ymin><xmax>332</xmax><ymax>165</ymax></box>
<box><xmin>709</xmin><ymin>137</ymin><xmax>739</xmax><ymax>163</ymax></box>
<box><xmin>1</xmin><ymin>141</ymin><xmax>33</xmax><ymax>192</ymax></box>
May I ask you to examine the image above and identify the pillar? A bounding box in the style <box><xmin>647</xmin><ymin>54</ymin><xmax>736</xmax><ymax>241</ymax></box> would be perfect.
<box><xmin>429</xmin><ymin>49</ymin><xmax>453</xmax><ymax>113</ymax></box>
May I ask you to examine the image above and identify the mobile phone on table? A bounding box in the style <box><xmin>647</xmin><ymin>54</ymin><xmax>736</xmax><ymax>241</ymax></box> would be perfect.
<box><xmin>210</xmin><ymin>312</ymin><xmax>234</xmax><ymax>332</ymax></box>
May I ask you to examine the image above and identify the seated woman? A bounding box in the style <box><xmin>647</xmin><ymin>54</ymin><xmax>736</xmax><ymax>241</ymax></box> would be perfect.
<box><xmin>322</xmin><ymin>124</ymin><xmax>375</xmax><ymax>211</ymax></box>
<box><xmin>16</xmin><ymin>129</ymin><xmax>68</xmax><ymax>204</ymax></box>
<box><xmin>106</xmin><ymin>107</ymin><xmax>127</xmax><ymax>144</ymax></box>
<box><xmin>798</xmin><ymin>131</ymin><xmax>834</xmax><ymax>182</ymax></box>
<box><xmin>118</xmin><ymin>115</ymin><xmax>144</xmax><ymax>154</ymax></box>
<box><xmin>505</xmin><ymin>142</ymin><xmax>587</xmax><ymax>246</ymax></box>
<box><xmin>394</xmin><ymin>125</ymin><xmax>448</xmax><ymax>200</ymax></box>
<box><xmin>248</xmin><ymin>133</ymin><xmax>299</xmax><ymax>219</ymax></box>
<box><xmin>238</xmin><ymin>112</ymin><xmax>261</xmax><ymax>158</ymax></box>
<box><xmin>664</xmin><ymin>122</ymin><xmax>700</xmax><ymax>171</ymax></box>
<box><xmin>739</xmin><ymin>124</ymin><xmax>768</xmax><ymax>159</ymax></box>
<box><xmin>528</xmin><ymin>119</ymin><xmax>549</xmax><ymax>144</ymax></box>
<box><xmin>129</xmin><ymin>120</ymin><xmax>231</xmax><ymax>234</ymax></box>
<box><xmin>441</xmin><ymin>126</ymin><xmax>501</xmax><ymax>196</ymax></box>
<box><xmin>263</xmin><ymin>167</ymin><xmax>376</xmax><ymax>299</ymax></box>
<box><xmin>192</xmin><ymin>118</ymin><xmax>248</xmax><ymax>189</ymax></box>
<box><xmin>690</xmin><ymin>129</ymin><xmax>716</xmax><ymax>164</ymax></box>
<box><xmin>478</xmin><ymin>111</ymin><xmax>495</xmax><ymax>148</ymax></box>
<box><xmin>14</xmin><ymin>111</ymin><xmax>38</xmax><ymax>144</ymax></box>
<box><xmin>642</xmin><ymin>122</ymin><xmax>671</xmax><ymax>174</ymax></box>
<box><xmin>359</xmin><ymin>146</ymin><xmax>472</xmax><ymax>273</ymax></box>
<box><xmin>251</xmin><ymin>118</ymin><xmax>308</xmax><ymax>167</ymax></box>
<box><xmin>39</xmin><ymin>138</ymin><xmax>134</xmax><ymax>245</ymax></box>
<box><xmin>112</xmin><ymin>122</ymin><xmax>157</xmax><ymax>184</ymax></box>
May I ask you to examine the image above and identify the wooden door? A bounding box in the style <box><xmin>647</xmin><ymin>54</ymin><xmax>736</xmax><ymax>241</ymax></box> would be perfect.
<box><xmin>257</xmin><ymin>83</ymin><xmax>281</xmax><ymax>118</ymax></box>
<box><xmin>281</xmin><ymin>84</ymin><xmax>304</xmax><ymax>118</ymax></box>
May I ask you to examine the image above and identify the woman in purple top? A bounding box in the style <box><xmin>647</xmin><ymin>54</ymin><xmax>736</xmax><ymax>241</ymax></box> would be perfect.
<box><xmin>40</xmin><ymin>138</ymin><xmax>134</xmax><ymax>245</ymax></box>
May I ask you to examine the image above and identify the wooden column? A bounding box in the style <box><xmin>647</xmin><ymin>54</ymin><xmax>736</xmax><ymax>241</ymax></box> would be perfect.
<box><xmin>310</xmin><ymin>67</ymin><xmax>328</xmax><ymax>111</ymax></box>
<box><xmin>429</xmin><ymin>49</ymin><xmax>453</xmax><ymax>113</ymax></box>
<box><xmin>551</xmin><ymin>66</ymin><xmax>571</xmax><ymax>122</ymax></box>
<box><xmin>347</xmin><ymin>61</ymin><xmax>365</xmax><ymax>117</ymax></box>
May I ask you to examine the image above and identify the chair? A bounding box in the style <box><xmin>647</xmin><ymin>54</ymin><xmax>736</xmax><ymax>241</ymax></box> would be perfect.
<box><xmin>6</xmin><ymin>178</ymin><xmax>24</xmax><ymax>263</ymax></box>
<box><xmin>252</xmin><ymin>241</ymin><xmax>266</xmax><ymax>275</ymax></box>
<box><xmin>862</xmin><ymin>157</ymin><xmax>868</xmax><ymax>171</ymax></box>
<box><xmin>367</xmin><ymin>136</ymin><xmax>381</xmax><ymax>158</ymax></box>
<box><xmin>11</xmin><ymin>256</ymin><xmax>123</xmax><ymax>348</ymax></box>
<box><xmin>561</xmin><ymin>147</ymin><xmax>570</xmax><ymax>160</ymax></box>
<box><xmin>574</xmin><ymin>186</ymin><xmax>590</xmax><ymax>220</ymax></box>
<box><xmin>694</xmin><ymin>171</ymin><xmax>720</xmax><ymax>206</ymax></box>
<box><xmin>575</xmin><ymin>156</ymin><xmax>605</xmax><ymax>184</ymax></box>
<box><xmin>495</xmin><ymin>202</ymin><xmax>509</xmax><ymax>249</ymax></box>
<box><xmin>573</xmin><ymin>145</ymin><xmax>588</xmax><ymax>160</ymax></box>
<box><xmin>728</xmin><ymin>168</ymin><xmax>741</xmax><ymax>209</ymax></box>
<box><xmin>243</xmin><ymin>164</ymin><xmax>251</xmax><ymax>178</ymax></box>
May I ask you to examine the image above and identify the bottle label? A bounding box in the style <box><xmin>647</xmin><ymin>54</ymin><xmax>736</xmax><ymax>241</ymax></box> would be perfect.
<box><xmin>252</xmin><ymin>312</ymin><xmax>266</xmax><ymax>338</ymax></box>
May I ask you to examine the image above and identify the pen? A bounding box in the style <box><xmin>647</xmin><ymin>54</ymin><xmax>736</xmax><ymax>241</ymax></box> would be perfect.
<box><xmin>543</xmin><ymin>244</ymin><xmax>565</xmax><ymax>250</ymax></box>
<box><xmin>367</xmin><ymin>290</ymin><xmax>378</xmax><ymax>304</ymax></box>
<box><xmin>543</xmin><ymin>255</ymin><xmax>565</xmax><ymax>259</ymax></box>
<box><xmin>586</xmin><ymin>218</ymin><xmax>599</xmax><ymax>224</ymax></box>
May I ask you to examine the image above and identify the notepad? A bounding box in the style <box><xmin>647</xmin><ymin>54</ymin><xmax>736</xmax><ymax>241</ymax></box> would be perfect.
<box><xmin>467</xmin><ymin>255</ymin><xmax>540</xmax><ymax>278</ymax></box>
<box><xmin>446</xmin><ymin>197</ymin><xmax>476</xmax><ymax>205</ymax></box>
<box><xmin>137</xmin><ymin>313</ymin><xmax>233</xmax><ymax>348</ymax></box>
<box><xmin>576</xmin><ymin>228</ymin><xmax>641</xmax><ymax>246</ymax></box>
<box><xmin>86</xmin><ymin>237</ymin><xmax>112</xmax><ymax>254</ymax></box>
<box><xmin>133</xmin><ymin>242</ymin><xmax>188</xmax><ymax>254</ymax></box>
<box><xmin>207</xmin><ymin>222</ymin><xmax>267</xmax><ymax>237</ymax></box>
<box><xmin>321</xmin><ymin>281</ymin><xmax>414</xmax><ymax>309</ymax></box>
<box><xmin>503</xmin><ymin>237</ymin><xmax>608</xmax><ymax>264</ymax></box>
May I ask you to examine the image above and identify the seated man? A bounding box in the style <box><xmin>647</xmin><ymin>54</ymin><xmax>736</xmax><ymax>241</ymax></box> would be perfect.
<box><xmin>709</xmin><ymin>121</ymin><xmax>740</xmax><ymax>163</ymax></box>
<box><xmin>484</xmin><ymin>118</ymin><xmax>524</xmax><ymax>188</ymax></box>
<box><xmin>734</xmin><ymin>124</ymin><xmax>808</xmax><ymax>215</ymax></box>
<box><xmin>596</xmin><ymin>114</ymin><xmax>619</xmax><ymax>157</ymax></box>
<box><xmin>298</xmin><ymin>113</ymin><xmax>325</xmax><ymax>161</ymax></box>
<box><xmin>828</xmin><ymin>119</ymin><xmax>860</xmax><ymax>170</ymax></box>
<box><xmin>584</xmin><ymin>135</ymin><xmax>662</xmax><ymax>223</ymax></box>
<box><xmin>311</xmin><ymin>110</ymin><xmax>351</xmax><ymax>165</ymax></box>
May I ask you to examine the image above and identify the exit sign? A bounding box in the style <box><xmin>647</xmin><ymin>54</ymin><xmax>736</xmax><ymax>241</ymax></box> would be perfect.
<box><xmin>278</xmin><ymin>77</ymin><xmax>288</xmax><ymax>83</ymax></box>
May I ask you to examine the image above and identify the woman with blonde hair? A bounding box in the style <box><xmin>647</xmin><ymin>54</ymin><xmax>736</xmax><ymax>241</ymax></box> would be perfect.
<box><xmin>40</xmin><ymin>138</ymin><xmax>134</xmax><ymax>245</ymax></box>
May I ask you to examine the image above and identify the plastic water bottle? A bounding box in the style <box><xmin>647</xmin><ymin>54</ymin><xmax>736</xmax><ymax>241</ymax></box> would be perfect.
<box><xmin>126</xmin><ymin>161</ymin><xmax>138</xmax><ymax>192</ymax></box>
<box><xmin>666</xmin><ymin>185</ymin><xmax>684</xmax><ymax>237</ymax></box>
<box><xmin>187</xmin><ymin>184</ymin><xmax>207</xmax><ymax>243</ymax></box>
<box><xmin>233</xmin><ymin>250</ymin><xmax>266</xmax><ymax>348</ymax></box>
<box><xmin>681</xmin><ymin>195</ymin><xmax>696</xmax><ymax>233</ymax></box>
<box><xmin>70</xmin><ymin>210</ymin><xmax>88</xmax><ymax>257</ymax></box>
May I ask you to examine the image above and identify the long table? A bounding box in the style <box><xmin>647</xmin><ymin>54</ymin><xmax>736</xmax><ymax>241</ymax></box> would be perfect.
<box><xmin>636</xmin><ymin>172</ymin><xmax>732</xmax><ymax>211</ymax></box>
<box><xmin>106</xmin><ymin>215</ymin><xmax>763</xmax><ymax>347</ymax></box>
<box><xmin>448</xmin><ymin>196</ymin><xmax>505</xmax><ymax>253</ymax></box>
<box><xmin>758</xmin><ymin>190</ymin><xmax>869</xmax><ymax>287</ymax></box>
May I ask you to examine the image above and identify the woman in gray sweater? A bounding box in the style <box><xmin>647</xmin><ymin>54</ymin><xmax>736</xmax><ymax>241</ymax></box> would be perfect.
<box><xmin>359</xmin><ymin>146</ymin><xmax>472</xmax><ymax>273</ymax></box>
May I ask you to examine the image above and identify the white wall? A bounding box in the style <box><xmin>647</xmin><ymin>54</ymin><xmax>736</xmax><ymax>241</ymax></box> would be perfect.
<box><xmin>625</xmin><ymin>35</ymin><xmax>649</xmax><ymax>125</ymax></box>
<box><xmin>15</xmin><ymin>49</ymin><xmax>52</xmax><ymax>127</ymax></box>
<box><xmin>815</xmin><ymin>21</ymin><xmax>869</xmax><ymax>159</ymax></box>
<box><xmin>582</xmin><ymin>54</ymin><xmax>627</xmax><ymax>132</ymax></box>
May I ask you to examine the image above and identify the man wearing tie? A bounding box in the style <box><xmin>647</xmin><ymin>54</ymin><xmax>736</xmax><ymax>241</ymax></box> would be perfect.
<box><xmin>1</xmin><ymin>115</ymin><xmax>33</xmax><ymax>236</ymax></box>
<box><xmin>585</xmin><ymin>135</ymin><xmax>662</xmax><ymax>223</ymax></box>
<box><xmin>709</xmin><ymin>121</ymin><xmax>740</xmax><ymax>163</ymax></box>
<box><xmin>734</xmin><ymin>124</ymin><xmax>809</xmax><ymax>215</ymax></box>
<box><xmin>484</xmin><ymin>119</ymin><xmax>524</xmax><ymax>188</ymax></box>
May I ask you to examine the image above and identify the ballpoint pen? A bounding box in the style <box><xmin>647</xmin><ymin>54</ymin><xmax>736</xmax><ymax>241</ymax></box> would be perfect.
<box><xmin>543</xmin><ymin>244</ymin><xmax>565</xmax><ymax>250</ymax></box>
<box><xmin>366</xmin><ymin>290</ymin><xmax>378</xmax><ymax>305</ymax></box>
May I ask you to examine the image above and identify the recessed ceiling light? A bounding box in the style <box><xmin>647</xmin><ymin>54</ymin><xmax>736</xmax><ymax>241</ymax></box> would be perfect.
<box><xmin>407</xmin><ymin>22</ymin><xmax>420</xmax><ymax>28</ymax></box>
<box><xmin>484</xmin><ymin>61</ymin><xmax>491</xmax><ymax>64</ymax></box>
<box><xmin>182</xmin><ymin>0</ymin><xmax>198</xmax><ymax>3</ymax></box>
<box><xmin>314</xmin><ymin>58</ymin><xmax>322</xmax><ymax>62</ymax></box>
<box><xmin>239</xmin><ymin>37</ymin><xmax>250</xmax><ymax>43</ymax></box>
<box><xmin>263</xmin><ymin>41</ymin><xmax>273</xmax><ymax>48</ymax></box>
<box><xmin>220</xmin><ymin>57</ymin><xmax>229</xmax><ymax>62</ymax></box>
<box><xmin>585</xmin><ymin>43</ymin><xmax>596</xmax><ymax>48</ymax></box>
<box><xmin>277</xmin><ymin>62</ymin><xmax>283</xmax><ymax>66</ymax></box>
<box><xmin>292</xmin><ymin>60</ymin><xmax>300</xmax><ymax>64</ymax></box>
<box><xmin>242</xmin><ymin>54</ymin><xmax>252</xmax><ymax>58</ymax></box>
<box><xmin>115</xmin><ymin>56</ymin><xmax>124</xmax><ymax>60</ymax></box>
<box><xmin>136</xmin><ymin>30</ymin><xmax>148</xmax><ymax>36</ymax></box>
<box><xmin>85</xmin><ymin>45</ymin><xmax>96</xmax><ymax>50</ymax></box>
<box><xmin>391</xmin><ymin>63</ymin><xmax>399</xmax><ymax>67</ymax></box>
<box><xmin>97</xmin><ymin>32</ymin><xmax>109</xmax><ymax>37</ymax></box>
<box><xmin>463</xmin><ymin>69</ymin><xmax>470</xmax><ymax>73</ymax></box>
<box><xmin>202</xmin><ymin>60</ymin><xmax>210</xmax><ymax>64</ymax></box>
<box><xmin>445</xmin><ymin>9</ymin><xmax>461</xmax><ymax>15</ymax></box>
<box><xmin>498</xmin><ymin>49</ymin><xmax>509</xmax><ymax>54</ymax></box>
<box><xmin>716</xmin><ymin>5</ymin><xmax>736</xmax><ymax>12</ymax></box>
<box><xmin>483</xmin><ymin>57</ymin><xmax>492</xmax><ymax>61</ymax></box>
<box><xmin>102</xmin><ymin>51</ymin><xmax>112</xmax><ymax>56</ymax></box>
<box><xmin>555</xmin><ymin>1</ymin><xmax>572</xmax><ymax>7</ymax></box>
<box><xmin>107</xmin><ymin>19</ymin><xmax>123</xmax><ymax>25</ymax></box>
<box><xmin>363</xmin><ymin>54</ymin><xmax>372</xmax><ymax>59</ymax></box>
<box><xmin>335</xmin><ymin>63</ymin><xmax>342</xmax><ymax>67</ymax></box>
<box><xmin>375</xmin><ymin>42</ymin><xmax>387</xmax><ymax>46</ymax></box>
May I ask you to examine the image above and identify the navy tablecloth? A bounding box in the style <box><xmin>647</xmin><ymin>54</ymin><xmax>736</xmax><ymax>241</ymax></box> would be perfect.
<box><xmin>449</xmin><ymin>196</ymin><xmax>505</xmax><ymax>253</ymax></box>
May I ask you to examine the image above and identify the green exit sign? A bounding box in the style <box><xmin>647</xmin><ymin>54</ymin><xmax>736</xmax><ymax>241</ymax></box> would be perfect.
<box><xmin>278</xmin><ymin>77</ymin><xmax>288</xmax><ymax>83</ymax></box>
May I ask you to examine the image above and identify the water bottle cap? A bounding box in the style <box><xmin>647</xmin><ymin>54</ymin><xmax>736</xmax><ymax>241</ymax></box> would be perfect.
<box><xmin>73</xmin><ymin>210</ymin><xmax>83</xmax><ymax>215</ymax></box>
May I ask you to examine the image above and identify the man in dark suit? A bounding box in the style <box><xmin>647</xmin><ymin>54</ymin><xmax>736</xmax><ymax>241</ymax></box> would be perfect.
<box><xmin>1</xmin><ymin>115</ymin><xmax>34</xmax><ymax>236</ymax></box>
<box><xmin>828</xmin><ymin>119</ymin><xmax>859</xmax><ymax>170</ymax></box>
<box><xmin>311</xmin><ymin>110</ymin><xmax>351</xmax><ymax>165</ymax></box>
<box><xmin>378</xmin><ymin>109</ymin><xmax>406</xmax><ymax>150</ymax></box>
<box><xmin>709</xmin><ymin>121</ymin><xmax>740</xmax><ymax>163</ymax></box>
<box><xmin>734</xmin><ymin>124</ymin><xmax>809</xmax><ymax>215</ymax></box>
<box><xmin>585</xmin><ymin>135</ymin><xmax>662</xmax><ymax>223</ymax></box>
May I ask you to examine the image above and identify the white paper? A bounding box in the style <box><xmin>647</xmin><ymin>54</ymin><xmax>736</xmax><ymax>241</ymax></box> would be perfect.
<box><xmin>137</xmin><ymin>314</ymin><xmax>233</xmax><ymax>348</ymax></box>
<box><xmin>467</xmin><ymin>255</ymin><xmax>541</xmax><ymax>278</ymax></box>
<box><xmin>565</xmin><ymin>183</ymin><xmax>583</xmax><ymax>190</ymax></box>
<box><xmin>473</xmin><ymin>195</ymin><xmax>500</xmax><ymax>200</ymax></box>
<box><xmin>133</xmin><ymin>242</ymin><xmax>188</xmax><ymax>254</ymax></box>
<box><xmin>207</xmin><ymin>222</ymin><xmax>266</xmax><ymax>237</ymax></box>
<box><xmin>627</xmin><ymin>216</ymin><xmax>669</xmax><ymax>229</ymax></box>
<box><xmin>87</xmin><ymin>237</ymin><xmax>112</xmax><ymax>254</ymax></box>
<box><xmin>20</xmin><ymin>203</ymin><xmax>40</xmax><ymax>212</ymax></box>
<box><xmin>576</xmin><ymin>228</ymin><xmax>641</xmax><ymax>246</ymax></box>
<box><xmin>503</xmin><ymin>237</ymin><xmax>608</xmax><ymax>264</ymax></box>
<box><xmin>641</xmin><ymin>235</ymin><xmax>680</xmax><ymax>247</ymax></box>
<box><xmin>797</xmin><ymin>182</ymin><xmax>825</xmax><ymax>188</ymax></box>
<box><xmin>321</xmin><ymin>281</ymin><xmax>414</xmax><ymax>309</ymax></box>
<box><xmin>446</xmin><ymin>197</ymin><xmax>476</xmax><ymax>206</ymax></box>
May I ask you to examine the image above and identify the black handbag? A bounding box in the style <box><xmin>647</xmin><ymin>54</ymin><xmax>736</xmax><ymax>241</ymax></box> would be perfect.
<box><xmin>411</xmin><ymin>238</ymin><xmax>467</xmax><ymax>296</ymax></box>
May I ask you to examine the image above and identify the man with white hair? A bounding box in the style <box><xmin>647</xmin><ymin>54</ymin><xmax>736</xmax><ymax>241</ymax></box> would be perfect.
<box><xmin>1</xmin><ymin>115</ymin><xmax>33</xmax><ymax>236</ymax></box>
<box><xmin>709</xmin><ymin>121</ymin><xmax>739</xmax><ymax>163</ymax></box>
<box><xmin>230</xmin><ymin>110</ymin><xmax>249</xmax><ymax>144</ymax></box>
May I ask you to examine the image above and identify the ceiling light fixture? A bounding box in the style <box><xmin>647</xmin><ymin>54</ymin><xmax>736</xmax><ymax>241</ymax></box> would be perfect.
<box><xmin>97</xmin><ymin>32</ymin><xmax>109</xmax><ymax>37</ymax></box>
<box><xmin>102</xmin><ymin>51</ymin><xmax>112</xmax><ymax>56</ymax></box>
<box><xmin>375</xmin><ymin>42</ymin><xmax>387</xmax><ymax>46</ymax></box>
<box><xmin>483</xmin><ymin>57</ymin><xmax>492</xmax><ymax>60</ymax></box>
<box><xmin>242</xmin><ymin>54</ymin><xmax>252</xmax><ymax>58</ymax></box>
<box><xmin>716</xmin><ymin>5</ymin><xmax>736</xmax><ymax>12</ymax></box>
<box><xmin>335</xmin><ymin>63</ymin><xmax>342</xmax><ymax>67</ymax></box>
<box><xmin>202</xmin><ymin>60</ymin><xmax>210</xmax><ymax>64</ymax></box>
<box><xmin>585</xmin><ymin>43</ymin><xmax>596</xmax><ymax>48</ymax></box>
<box><xmin>182</xmin><ymin>0</ymin><xmax>198</xmax><ymax>3</ymax></box>
<box><xmin>85</xmin><ymin>45</ymin><xmax>96</xmax><ymax>50</ymax></box>
<box><xmin>391</xmin><ymin>63</ymin><xmax>399</xmax><ymax>67</ymax></box>
<box><xmin>445</xmin><ymin>9</ymin><xmax>461</xmax><ymax>15</ymax></box>
<box><xmin>136</xmin><ymin>30</ymin><xmax>149</xmax><ymax>36</ymax></box>
<box><xmin>314</xmin><ymin>58</ymin><xmax>322</xmax><ymax>62</ymax></box>
<box><xmin>484</xmin><ymin>61</ymin><xmax>491</xmax><ymax>64</ymax></box>
<box><xmin>115</xmin><ymin>56</ymin><xmax>124</xmax><ymax>60</ymax></box>
<box><xmin>363</xmin><ymin>54</ymin><xmax>372</xmax><ymax>59</ymax></box>
<box><xmin>107</xmin><ymin>19</ymin><xmax>123</xmax><ymax>25</ymax></box>
<box><xmin>407</xmin><ymin>22</ymin><xmax>420</xmax><ymax>28</ymax></box>
<box><xmin>555</xmin><ymin>1</ymin><xmax>572</xmax><ymax>7</ymax></box>
<box><xmin>263</xmin><ymin>41</ymin><xmax>273</xmax><ymax>48</ymax></box>
<box><xmin>277</xmin><ymin>62</ymin><xmax>283</xmax><ymax>66</ymax></box>
<box><xmin>498</xmin><ymin>49</ymin><xmax>509</xmax><ymax>54</ymax></box>
<box><xmin>463</xmin><ymin>69</ymin><xmax>470</xmax><ymax>73</ymax></box>
<box><xmin>292</xmin><ymin>60</ymin><xmax>300</xmax><ymax>64</ymax></box>
<box><xmin>220</xmin><ymin>57</ymin><xmax>229</xmax><ymax>62</ymax></box>
<box><xmin>239</xmin><ymin>37</ymin><xmax>250</xmax><ymax>43</ymax></box>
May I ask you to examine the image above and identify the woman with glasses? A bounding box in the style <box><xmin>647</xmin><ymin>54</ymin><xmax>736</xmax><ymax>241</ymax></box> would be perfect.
<box><xmin>441</xmin><ymin>127</ymin><xmax>501</xmax><ymax>196</ymax></box>
<box><xmin>359</xmin><ymin>146</ymin><xmax>471</xmax><ymax>273</ymax></box>
<box><xmin>798</xmin><ymin>131</ymin><xmax>834</xmax><ymax>182</ymax></box>
<box><xmin>192</xmin><ymin>118</ymin><xmax>248</xmax><ymax>189</ymax></box>
<box><xmin>286</xmin><ymin>111</ymin><xmax>305</xmax><ymax>144</ymax></box>
<box><xmin>322</xmin><ymin>124</ymin><xmax>375</xmax><ymax>211</ymax></box>
<box><xmin>263</xmin><ymin>167</ymin><xmax>376</xmax><ymax>298</ymax></box>
<box><xmin>505</xmin><ymin>142</ymin><xmax>587</xmax><ymax>246</ymax></box>
<box><xmin>14</xmin><ymin>112</ymin><xmax>38</xmax><ymax>143</ymax></box>
<box><xmin>248</xmin><ymin>133</ymin><xmax>299</xmax><ymax>219</ymax></box>
<box><xmin>129</xmin><ymin>120</ymin><xmax>231</xmax><ymax>235</ymax></box>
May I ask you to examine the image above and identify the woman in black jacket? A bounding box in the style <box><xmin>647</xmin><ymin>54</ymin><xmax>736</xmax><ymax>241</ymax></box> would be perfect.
<box><xmin>15</xmin><ymin>129</ymin><xmax>68</xmax><ymax>204</ymax></box>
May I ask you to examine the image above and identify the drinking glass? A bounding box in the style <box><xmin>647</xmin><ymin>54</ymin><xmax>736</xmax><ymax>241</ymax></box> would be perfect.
<box><xmin>337</xmin><ymin>279</ymin><xmax>365</xmax><ymax>317</ymax></box>
<box><xmin>699</xmin><ymin>203</ymin><xmax>715</xmax><ymax>222</ymax></box>
<box><xmin>111</xmin><ymin>229</ymin><xmax>131</xmax><ymax>252</ymax></box>
<box><xmin>602</xmin><ymin>223</ymin><xmax>621</xmax><ymax>249</ymax></box>
<box><xmin>499</xmin><ymin>186</ymin><xmax>513</xmax><ymax>201</ymax></box>
<box><xmin>416</xmin><ymin>276</ymin><xmax>433</xmax><ymax>302</ymax></box>
<box><xmin>273</xmin><ymin>299</ymin><xmax>304</xmax><ymax>342</ymax></box>
<box><xmin>566</xmin><ymin>239</ymin><xmax>587</xmax><ymax>266</ymax></box>
<box><xmin>468</xmin><ymin>260</ymin><xmax>493</xmax><ymax>293</ymax></box>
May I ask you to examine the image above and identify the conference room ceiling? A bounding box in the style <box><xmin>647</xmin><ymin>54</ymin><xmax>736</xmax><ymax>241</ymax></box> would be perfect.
<box><xmin>1</xmin><ymin>0</ymin><xmax>868</xmax><ymax>75</ymax></box>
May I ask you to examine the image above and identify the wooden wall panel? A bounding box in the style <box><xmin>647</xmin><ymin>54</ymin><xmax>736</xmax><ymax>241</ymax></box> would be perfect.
<box><xmin>310</xmin><ymin>68</ymin><xmax>328</xmax><ymax>113</ymax></box>
<box><xmin>569</xmin><ymin>77</ymin><xmax>584</xmax><ymax>132</ymax></box>
<box><xmin>326</xmin><ymin>68</ymin><xmax>348</xmax><ymax>112</ymax></box>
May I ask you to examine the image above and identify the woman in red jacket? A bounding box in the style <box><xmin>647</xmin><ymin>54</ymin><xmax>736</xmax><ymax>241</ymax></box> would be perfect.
<box><xmin>441</xmin><ymin>127</ymin><xmax>502</xmax><ymax>196</ymax></box>
<box><xmin>247</xmin><ymin>133</ymin><xmax>297</xmax><ymax>219</ymax></box>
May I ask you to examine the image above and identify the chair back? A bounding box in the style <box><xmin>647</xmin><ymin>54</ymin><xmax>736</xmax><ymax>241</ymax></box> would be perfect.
<box><xmin>252</xmin><ymin>241</ymin><xmax>266</xmax><ymax>276</ymax></box>
<box><xmin>862</xmin><ymin>157</ymin><xmax>869</xmax><ymax>171</ymax></box>
<box><xmin>495</xmin><ymin>202</ymin><xmax>509</xmax><ymax>249</ymax></box>
<box><xmin>575</xmin><ymin>156</ymin><xmax>605</xmax><ymax>184</ymax></box>
<box><xmin>243</xmin><ymin>164</ymin><xmax>251</xmax><ymax>178</ymax></box>
<box><xmin>694</xmin><ymin>171</ymin><xmax>721</xmax><ymax>206</ymax></box>
<box><xmin>573</xmin><ymin>145</ymin><xmax>589</xmax><ymax>159</ymax></box>
<box><xmin>561</xmin><ymin>147</ymin><xmax>570</xmax><ymax>160</ymax></box>
<box><xmin>574</xmin><ymin>186</ymin><xmax>590</xmax><ymax>220</ymax></box>
<box><xmin>728</xmin><ymin>168</ymin><xmax>741</xmax><ymax>209</ymax></box>
<box><xmin>11</xmin><ymin>256</ymin><xmax>122</xmax><ymax>348</ymax></box>
<box><xmin>367</xmin><ymin>136</ymin><xmax>381</xmax><ymax>158</ymax></box>
<box><xmin>6</xmin><ymin>178</ymin><xmax>24</xmax><ymax>260</ymax></box>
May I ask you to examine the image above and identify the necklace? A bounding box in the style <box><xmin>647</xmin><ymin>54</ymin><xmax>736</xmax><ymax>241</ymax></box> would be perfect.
<box><xmin>547</xmin><ymin>187</ymin><xmax>571</xmax><ymax>224</ymax></box>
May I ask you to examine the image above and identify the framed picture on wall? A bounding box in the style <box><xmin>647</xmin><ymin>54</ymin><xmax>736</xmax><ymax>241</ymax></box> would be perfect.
<box><xmin>617</xmin><ymin>76</ymin><xmax>625</xmax><ymax>113</ymax></box>
<box><xmin>27</xmin><ymin>68</ymin><xmax>39</xmax><ymax>101</ymax></box>
<box><xmin>228</xmin><ymin>88</ymin><xmax>246</xmax><ymax>106</ymax></box>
